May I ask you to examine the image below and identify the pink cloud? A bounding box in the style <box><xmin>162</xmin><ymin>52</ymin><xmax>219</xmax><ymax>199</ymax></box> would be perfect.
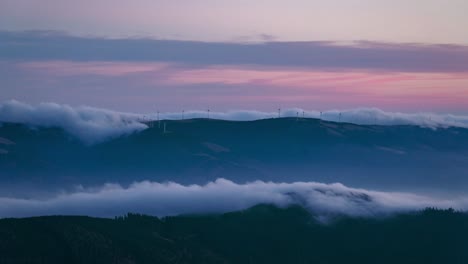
<box><xmin>168</xmin><ymin>66</ymin><xmax>468</xmax><ymax>95</ymax></box>
<box><xmin>19</xmin><ymin>61</ymin><xmax>172</xmax><ymax>77</ymax></box>
<box><xmin>8</xmin><ymin>61</ymin><xmax>468</xmax><ymax>112</ymax></box>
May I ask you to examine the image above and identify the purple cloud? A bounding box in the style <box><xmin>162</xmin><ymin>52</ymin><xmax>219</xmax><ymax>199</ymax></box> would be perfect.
<box><xmin>1</xmin><ymin>30</ymin><xmax>468</xmax><ymax>72</ymax></box>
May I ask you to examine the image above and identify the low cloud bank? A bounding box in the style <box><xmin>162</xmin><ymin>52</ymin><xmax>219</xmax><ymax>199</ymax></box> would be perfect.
<box><xmin>0</xmin><ymin>100</ymin><xmax>147</xmax><ymax>144</ymax></box>
<box><xmin>1</xmin><ymin>179</ymin><xmax>467</xmax><ymax>219</ymax></box>
<box><xmin>2</xmin><ymin>101</ymin><xmax>468</xmax><ymax>143</ymax></box>
<box><xmin>158</xmin><ymin>108</ymin><xmax>468</xmax><ymax>129</ymax></box>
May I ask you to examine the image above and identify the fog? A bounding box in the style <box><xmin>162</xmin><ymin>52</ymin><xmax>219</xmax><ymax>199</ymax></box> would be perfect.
<box><xmin>1</xmin><ymin>179</ymin><xmax>466</xmax><ymax>219</ymax></box>
<box><xmin>2</xmin><ymin>100</ymin><xmax>468</xmax><ymax>143</ymax></box>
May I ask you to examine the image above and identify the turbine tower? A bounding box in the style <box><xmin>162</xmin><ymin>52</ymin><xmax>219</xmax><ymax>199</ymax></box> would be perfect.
<box><xmin>143</xmin><ymin>115</ymin><xmax>150</xmax><ymax>128</ymax></box>
<box><xmin>157</xmin><ymin>110</ymin><xmax>161</xmax><ymax>128</ymax></box>
<box><xmin>278</xmin><ymin>108</ymin><xmax>281</xmax><ymax>118</ymax></box>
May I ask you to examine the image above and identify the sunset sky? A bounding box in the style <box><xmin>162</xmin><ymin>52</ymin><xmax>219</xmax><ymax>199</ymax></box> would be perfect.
<box><xmin>1</xmin><ymin>0</ymin><xmax>468</xmax><ymax>113</ymax></box>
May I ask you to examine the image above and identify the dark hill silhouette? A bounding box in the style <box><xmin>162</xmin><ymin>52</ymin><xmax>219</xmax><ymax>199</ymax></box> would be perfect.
<box><xmin>0</xmin><ymin>205</ymin><xmax>467</xmax><ymax>264</ymax></box>
<box><xmin>1</xmin><ymin>118</ymin><xmax>468</xmax><ymax>193</ymax></box>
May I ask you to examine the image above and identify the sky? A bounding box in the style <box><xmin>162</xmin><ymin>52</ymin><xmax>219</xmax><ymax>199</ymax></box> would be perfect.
<box><xmin>1</xmin><ymin>0</ymin><xmax>468</xmax><ymax>113</ymax></box>
<box><xmin>2</xmin><ymin>0</ymin><xmax>468</xmax><ymax>43</ymax></box>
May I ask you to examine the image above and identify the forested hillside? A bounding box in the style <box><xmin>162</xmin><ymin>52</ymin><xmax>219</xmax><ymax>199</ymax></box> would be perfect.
<box><xmin>1</xmin><ymin>205</ymin><xmax>467</xmax><ymax>264</ymax></box>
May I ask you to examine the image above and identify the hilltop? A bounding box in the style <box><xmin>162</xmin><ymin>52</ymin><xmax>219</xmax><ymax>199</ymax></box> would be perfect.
<box><xmin>1</xmin><ymin>118</ymin><xmax>468</xmax><ymax>192</ymax></box>
<box><xmin>1</xmin><ymin>205</ymin><xmax>467</xmax><ymax>264</ymax></box>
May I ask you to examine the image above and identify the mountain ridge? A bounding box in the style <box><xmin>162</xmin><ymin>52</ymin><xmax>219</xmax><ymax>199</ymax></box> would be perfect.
<box><xmin>1</xmin><ymin>118</ymin><xmax>467</xmax><ymax>193</ymax></box>
<box><xmin>1</xmin><ymin>204</ymin><xmax>467</xmax><ymax>264</ymax></box>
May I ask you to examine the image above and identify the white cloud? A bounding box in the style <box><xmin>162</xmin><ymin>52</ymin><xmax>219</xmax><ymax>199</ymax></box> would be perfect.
<box><xmin>2</xmin><ymin>100</ymin><xmax>468</xmax><ymax>144</ymax></box>
<box><xmin>0</xmin><ymin>179</ymin><xmax>466</xmax><ymax>219</ymax></box>
<box><xmin>0</xmin><ymin>100</ymin><xmax>147</xmax><ymax>144</ymax></box>
<box><xmin>159</xmin><ymin>108</ymin><xmax>468</xmax><ymax>129</ymax></box>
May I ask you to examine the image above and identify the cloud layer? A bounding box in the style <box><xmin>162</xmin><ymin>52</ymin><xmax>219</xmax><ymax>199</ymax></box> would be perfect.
<box><xmin>1</xmin><ymin>179</ymin><xmax>466</xmax><ymax>219</ymax></box>
<box><xmin>5</xmin><ymin>60</ymin><xmax>468</xmax><ymax>113</ymax></box>
<box><xmin>0</xmin><ymin>100</ymin><xmax>147</xmax><ymax>144</ymax></box>
<box><xmin>2</xmin><ymin>100</ymin><xmax>468</xmax><ymax>143</ymax></box>
<box><xmin>2</xmin><ymin>31</ymin><xmax>468</xmax><ymax>72</ymax></box>
<box><xmin>158</xmin><ymin>108</ymin><xmax>468</xmax><ymax>129</ymax></box>
<box><xmin>2</xmin><ymin>31</ymin><xmax>468</xmax><ymax>113</ymax></box>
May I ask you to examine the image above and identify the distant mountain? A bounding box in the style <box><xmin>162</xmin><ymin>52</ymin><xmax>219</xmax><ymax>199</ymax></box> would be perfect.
<box><xmin>1</xmin><ymin>205</ymin><xmax>467</xmax><ymax>264</ymax></box>
<box><xmin>1</xmin><ymin>118</ymin><xmax>468</xmax><ymax>192</ymax></box>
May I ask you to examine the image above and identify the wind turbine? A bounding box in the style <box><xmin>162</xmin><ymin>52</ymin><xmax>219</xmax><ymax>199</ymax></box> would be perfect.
<box><xmin>143</xmin><ymin>115</ymin><xmax>149</xmax><ymax>127</ymax></box>
<box><xmin>278</xmin><ymin>108</ymin><xmax>281</xmax><ymax>118</ymax></box>
<box><xmin>157</xmin><ymin>111</ymin><xmax>161</xmax><ymax>128</ymax></box>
